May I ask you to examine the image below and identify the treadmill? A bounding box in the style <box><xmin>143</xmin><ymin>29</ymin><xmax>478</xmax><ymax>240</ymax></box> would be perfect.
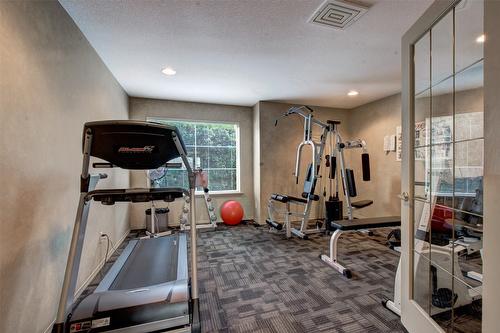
<box><xmin>52</xmin><ymin>121</ymin><xmax>201</xmax><ymax>333</ymax></box>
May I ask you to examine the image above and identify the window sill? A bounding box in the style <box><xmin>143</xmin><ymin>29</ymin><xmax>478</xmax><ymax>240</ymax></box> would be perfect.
<box><xmin>195</xmin><ymin>191</ymin><xmax>244</xmax><ymax>197</ymax></box>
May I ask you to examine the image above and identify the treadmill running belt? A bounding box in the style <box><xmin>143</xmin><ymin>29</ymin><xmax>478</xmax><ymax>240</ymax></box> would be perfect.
<box><xmin>110</xmin><ymin>236</ymin><xmax>179</xmax><ymax>290</ymax></box>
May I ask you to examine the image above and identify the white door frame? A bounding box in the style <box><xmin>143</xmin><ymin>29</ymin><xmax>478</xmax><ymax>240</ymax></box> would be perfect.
<box><xmin>400</xmin><ymin>1</ymin><xmax>460</xmax><ymax>332</ymax></box>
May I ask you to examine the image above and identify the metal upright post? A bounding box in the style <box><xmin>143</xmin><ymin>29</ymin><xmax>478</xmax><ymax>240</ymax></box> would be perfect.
<box><xmin>151</xmin><ymin>203</ymin><xmax>156</xmax><ymax>235</ymax></box>
<box><xmin>173</xmin><ymin>132</ymin><xmax>198</xmax><ymax>300</ymax></box>
<box><xmin>338</xmin><ymin>140</ymin><xmax>353</xmax><ymax>219</ymax></box>
<box><xmin>189</xmin><ymin>187</ymin><xmax>198</xmax><ymax>299</ymax></box>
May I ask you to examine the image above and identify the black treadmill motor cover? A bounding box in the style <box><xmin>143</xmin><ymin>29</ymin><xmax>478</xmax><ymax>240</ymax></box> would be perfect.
<box><xmin>83</xmin><ymin>120</ymin><xmax>187</xmax><ymax>170</ymax></box>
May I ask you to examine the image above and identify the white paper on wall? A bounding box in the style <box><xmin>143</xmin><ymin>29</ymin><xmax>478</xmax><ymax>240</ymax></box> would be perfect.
<box><xmin>384</xmin><ymin>135</ymin><xmax>396</xmax><ymax>152</ymax></box>
<box><xmin>396</xmin><ymin>126</ymin><xmax>402</xmax><ymax>161</ymax></box>
<box><xmin>384</xmin><ymin>135</ymin><xmax>390</xmax><ymax>152</ymax></box>
<box><xmin>390</xmin><ymin>135</ymin><xmax>396</xmax><ymax>151</ymax></box>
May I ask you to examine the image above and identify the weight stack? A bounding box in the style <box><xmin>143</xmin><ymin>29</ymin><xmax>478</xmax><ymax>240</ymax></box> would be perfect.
<box><xmin>325</xmin><ymin>200</ymin><xmax>343</xmax><ymax>232</ymax></box>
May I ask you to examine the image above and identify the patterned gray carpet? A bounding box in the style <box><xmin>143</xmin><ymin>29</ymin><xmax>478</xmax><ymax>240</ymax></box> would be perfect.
<box><xmin>80</xmin><ymin>223</ymin><xmax>405</xmax><ymax>333</ymax></box>
<box><xmin>197</xmin><ymin>223</ymin><xmax>405</xmax><ymax>333</ymax></box>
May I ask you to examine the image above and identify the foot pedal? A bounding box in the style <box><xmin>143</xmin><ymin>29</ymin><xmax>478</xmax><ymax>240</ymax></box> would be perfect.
<box><xmin>432</xmin><ymin>288</ymin><xmax>457</xmax><ymax>308</ymax></box>
<box><xmin>266</xmin><ymin>219</ymin><xmax>283</xmax><ymax>230</ymax></box>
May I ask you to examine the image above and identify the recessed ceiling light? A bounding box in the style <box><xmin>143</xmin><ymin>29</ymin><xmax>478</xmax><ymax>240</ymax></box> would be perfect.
<box><xmin>161</xmin><ymin>67</ymin><xmax>176</xmax><ymax>76</ymax></box>
<box><xmin>476</xmin><ymin>34</ymin><xmax>485</xmax><ymax>43</ymax></box>
<box><xmin>347</xmin><ymin>90</ymin><xmax>359</xmax><ymax>96</ymax></box>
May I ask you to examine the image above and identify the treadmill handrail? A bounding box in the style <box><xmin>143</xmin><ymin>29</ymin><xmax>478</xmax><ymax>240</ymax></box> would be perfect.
<box><xmin>86</xmin><ymin>187</ymin><xmax>188</xmax><ymax>204</ymax></box>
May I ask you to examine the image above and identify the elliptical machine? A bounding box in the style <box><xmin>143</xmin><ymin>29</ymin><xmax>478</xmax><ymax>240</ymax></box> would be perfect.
<box><xmin>383</xmin><ymin>177</ymin><xmax>482</xmax><ymax>317</ymax></box>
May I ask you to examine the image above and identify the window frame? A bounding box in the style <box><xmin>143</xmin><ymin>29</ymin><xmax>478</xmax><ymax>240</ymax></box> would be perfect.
<box><xmin>146</xmin><ymin>116</ymin><xmax>241</xmax><ymax>195</ymax></box>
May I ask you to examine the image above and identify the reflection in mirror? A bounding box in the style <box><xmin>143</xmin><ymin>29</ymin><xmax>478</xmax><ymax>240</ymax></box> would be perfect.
<box><xmin>413</xmin><ymin>252</ymin><xmax>431</xmax><ymax>314</ymax></box>
<box><xmin>415</xmin><ymin>32</ymin><xmax>431</xmax><ymax>94</ymax></box>
<box><xmin>454</xmin><ymin>139</ymin><xmax>483</xmax><ymax>211</ymax></box>
<box><xmin>431</xmin><ymin>78</ymin><xmax>453</xmax><ymax>145</ymax></box>
<box><xmin>455</xmin><ymin>0</ymin><xmax>484</xmax><ymax>72</ymax></box>
<box><xmin>431</xmin><ymin>10</ymin><xmax>453</xmax><ymax>86</ymax></box>
<box><xmin>430</xmin><ymin>143</ymin><xmax>454</xmax><ymax>276</ymax></box>
<box><xmin>451</xmin><ymin>276</ymin><xmax>482</xmax><ymax>333</ymax></box>
<box><xmin>453</xmin><ymin>6</ymin><xmax>484</xmax><ymax>327</ymax></box>
<box><xmin>411</xmin><ymin>1</ymin><xmax>484</xmax><ymax>330</ymax></box>
<box><xmin>428</xmin><ymin>206</ymin><xmax>454</xmax><ymax>276</ymax></box>
<box><xmin>455</xmin><ymin>61</ymin><xmax>484</xmax><ymax>142</ymax></box>
<box><xmin>414</xmin><ymin>195</ymin><xmax>431</xmax><ymax>261</ymax></box>
<box><xmin>431</xmin><ymin>143</ymin><xmax>453</xmax><ymax>206</ymax></box>
<box><xmin>415</xmin><ymin>90</ymin><xmax>430</xmax><ymax>147</ymax></box>
<box><xmin>414</xmin><ymin>146</ymin><xmax>430</xmax><ymax>201</ymax></box>
<box><xmin>414</xmin><ymin>153</ymin><xmax>431</xmax><ymax>261</ymax></box>
<box><xmin>429</xmin><ymin>264</ymin><xmax>454</xmax><ymax>332</ymax></box>
<box><xmin>453</xmin><ymin>208</ymin><xmax>483</xmax><ymax>288</ymax></box>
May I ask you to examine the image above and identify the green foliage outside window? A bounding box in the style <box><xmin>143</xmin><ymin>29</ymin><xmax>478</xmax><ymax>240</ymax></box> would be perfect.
<box><xmin>149</xmin><ymin>119</ymin><xmax>239</xmax><ymax>192</ymax></box>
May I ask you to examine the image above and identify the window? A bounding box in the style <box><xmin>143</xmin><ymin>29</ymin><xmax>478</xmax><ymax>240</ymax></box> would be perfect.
<box><xmin>148</xmin><ymin>118</ymin><xmax>240</xmax><ymax>194</ymax></box>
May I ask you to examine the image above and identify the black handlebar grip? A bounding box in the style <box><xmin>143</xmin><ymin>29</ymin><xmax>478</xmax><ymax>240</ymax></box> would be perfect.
<box><xmin>361</xmin><ymin>153</ymin><xmax>370</xmax><ymax>181</ymax></box>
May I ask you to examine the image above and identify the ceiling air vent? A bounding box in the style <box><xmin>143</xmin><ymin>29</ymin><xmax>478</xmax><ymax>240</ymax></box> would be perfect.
<box><xmin>309</xmin><ymin>0</ymin><xmax>369</xmax><ymax>30</ymax></box>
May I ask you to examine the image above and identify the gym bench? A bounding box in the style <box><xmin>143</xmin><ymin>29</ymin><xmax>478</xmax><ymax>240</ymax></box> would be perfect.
<box><xmin>320</xmin><ymin>216</ymin><xmax>401</xmax><ymax>278</ymax></box>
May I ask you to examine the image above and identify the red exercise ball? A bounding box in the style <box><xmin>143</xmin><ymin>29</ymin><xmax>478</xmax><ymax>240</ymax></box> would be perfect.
<box><xmin>220</xmin><ymin>200</ymin><xmax>244</xmax><ymax>226</ymax></box>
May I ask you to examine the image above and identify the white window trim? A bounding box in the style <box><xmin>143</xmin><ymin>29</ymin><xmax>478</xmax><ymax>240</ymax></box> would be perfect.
<box><xmin>146</xmin><ymin>116</ymin><xmax>241</xmax><ymax>195</ymax></box>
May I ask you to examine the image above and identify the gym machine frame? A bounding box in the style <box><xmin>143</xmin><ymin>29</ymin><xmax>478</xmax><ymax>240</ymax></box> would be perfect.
<box><xmin>321</xmin><ymin>127</ymin><xmax>406</xmax><ymax>277</ymax></box>
<box><xmin>266</xmin><ymin>106</ymin><xmax>333</xmax><ymax>239</ymax></box>
<box><xmin>266</xmin><ymin>106</ymin><xmax>373</xmax><ymax>239</ymax></box>
<box><xmin>329</xmin><ymin>122</ymin><xmax>373</xmax><ymax>220</ymax></box>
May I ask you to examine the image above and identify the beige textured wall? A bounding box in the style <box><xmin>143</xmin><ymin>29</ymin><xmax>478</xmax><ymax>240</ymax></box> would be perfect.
<box><xmin>417</xmin><ymin>87</ymin><xmax>483</xmax><ymax>119</ymax></box>
<box><xmin>483</xmin><ymin>1</ymin><xmax>500</xmax><ymax>331</ymax></box>
<box><xmin>348</xmin><ymin>88</ymin><xmax>483</xmax><ymax>219</ymax></box>
<box><xmin>129</xmin><ymin>97</ymin><xmax>254</xmax><ymax>228</ymax></box>
<box><xmin>348</xmin><ymin>94</ymin><xmax>402</xmax><ymax>218</ymax></box>
<box><xmin>255</xmin><ymin>101</ymin><xmax>351</xmax><ymax>224</ymax></box>
<box><xmin>0</xmin><ymin>2</ymin><xmax>129</xmax><ymax>332</ymax></box>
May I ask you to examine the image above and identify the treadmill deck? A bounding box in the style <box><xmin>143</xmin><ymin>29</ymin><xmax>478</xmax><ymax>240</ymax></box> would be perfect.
<box><xmin>68</xmin><ymin>234</ymin><xmax>190</xmax><ymax>333</ymax></box>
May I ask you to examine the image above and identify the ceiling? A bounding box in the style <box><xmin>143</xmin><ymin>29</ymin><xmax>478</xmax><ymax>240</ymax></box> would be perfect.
<box><xmin>60</xmin><ymin>0</ymin><xmax>433</xmax><ymax>109</ymax></box>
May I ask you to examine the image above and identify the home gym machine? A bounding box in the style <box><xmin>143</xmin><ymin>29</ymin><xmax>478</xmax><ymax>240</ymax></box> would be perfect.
<box><xmin>266</xmin><ymin>106</ymin><xmax>332</xmax><ymax>239</ymax></box>
<box><xmin>266</xmin><ymin>106</ymin><xmax>376</xmax><ymax>239</ymax></box>
<box><xmin>52</xmin><ymin>121</ymin><xmax>200</xmax><ymax>333</ymax></box>
<box><xmin>320</xmin><ymin>122</ymin><xmax>401</xmax><ymax>277</ymax></box>
<box><xmin>325</xmin><ymin>121</ymin><xmax>374</xmax><ymax>222</ymax></box>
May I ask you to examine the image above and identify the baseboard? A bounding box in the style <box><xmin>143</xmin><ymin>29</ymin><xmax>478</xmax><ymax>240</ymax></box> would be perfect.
<box><xmin>43</xmin><ymin>230</ymin><xmax>130</xmax><ymax>333</ymax></box>
<box><xmin>43</xmin><ymin>319</ymin><xmax>55</xmax><ymax>333</ymax></box>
